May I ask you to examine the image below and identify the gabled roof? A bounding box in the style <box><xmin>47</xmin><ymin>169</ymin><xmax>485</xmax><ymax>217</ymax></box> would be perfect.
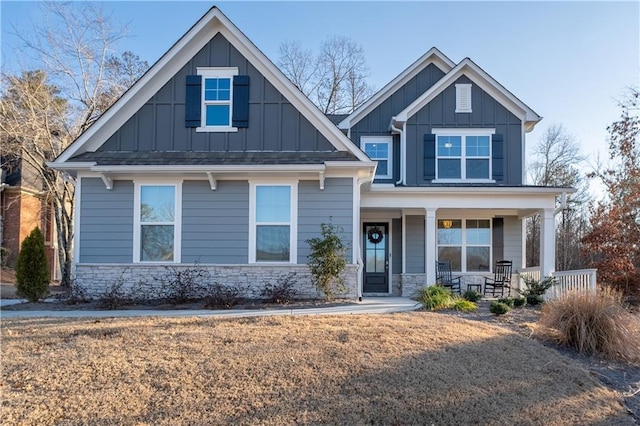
<box><xmin>337</xmin><ymin>47</ymin><xmax>455</xmax><ymax>130</ymax></box>
<box><xmin>394</xmin><ymin>58</ymin><xmax>542</xmax><ymax>132</ymax></box>
<box><xmin>53</xmin><ymin>6</ymin><xmax>371</xmax><ymax>165</ymax></box>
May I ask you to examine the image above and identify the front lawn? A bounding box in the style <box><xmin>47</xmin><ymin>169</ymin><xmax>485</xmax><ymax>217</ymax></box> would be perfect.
<box><xmin>1</xmin><ymin>313</ymin><xmax>632</xmax><ymax>425</ymax></box>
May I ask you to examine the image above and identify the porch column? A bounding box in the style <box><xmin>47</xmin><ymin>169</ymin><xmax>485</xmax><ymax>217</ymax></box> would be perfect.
<box><xmin>425</xmin><ymin>208</ymin><xmax>437</xmax><ymax>285</ymax></box>
<box><xmin>539</xmin><ymin>208</ymin><xmax>555</xmax><ymax>278</ymax></box>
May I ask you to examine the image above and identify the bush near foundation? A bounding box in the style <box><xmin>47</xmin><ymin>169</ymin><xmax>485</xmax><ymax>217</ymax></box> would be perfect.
<box><xmin>539</xmin><ymin>288</ymin><xmax>640</xmax><ymax>363</ymax></box>
<box><xmin>15</xmin><ymin>227</ymin><xmax>49</xmax><ymax>302</ymax></box>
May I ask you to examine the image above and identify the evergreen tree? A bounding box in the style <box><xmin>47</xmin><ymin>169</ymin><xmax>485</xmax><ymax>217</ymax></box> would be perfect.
<box><xmin>15</xmin><ymin>227</ymin><xmax>50</xmax><ymax>302</ymax></box>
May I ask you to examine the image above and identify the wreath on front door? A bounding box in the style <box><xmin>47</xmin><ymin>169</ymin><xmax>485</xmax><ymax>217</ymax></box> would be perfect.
<box><xmin>367</xmin><ymin>227</ymin><xmax>384</xmax><ymax>244</ymax></box>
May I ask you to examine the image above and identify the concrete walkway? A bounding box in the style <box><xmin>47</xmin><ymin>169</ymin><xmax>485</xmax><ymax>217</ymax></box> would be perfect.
<box><xmin>0</xmin><ymin>297</ymin><xmax>422</xmax><ymax>319</ymax></box>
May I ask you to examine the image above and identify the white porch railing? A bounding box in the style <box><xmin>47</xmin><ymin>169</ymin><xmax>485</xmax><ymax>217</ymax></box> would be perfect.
<box><xmin>517</xmin><ymin>267</ymin><xmax>597</xmax><ymax>298</ymax></box>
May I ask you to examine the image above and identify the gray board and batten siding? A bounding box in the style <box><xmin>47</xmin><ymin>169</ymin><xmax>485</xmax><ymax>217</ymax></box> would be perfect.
<box><xmin>97</xmin><ymin>33</ymin><xmax>336</xmax><ymax>154</ymax></box>
<box><xmin>349</xmin><ymin>63</ymin><xmax>446</xmax><ymax>183</ymax></box>
<box><xmin>78</xmin><ymin>177</ymin><xmax>353</xmax><ymax>265</ymax></box>
<box><xmin>405</xmin><ymin>75</ymin><xmax>523</xmax><ymax>186</ymax></box>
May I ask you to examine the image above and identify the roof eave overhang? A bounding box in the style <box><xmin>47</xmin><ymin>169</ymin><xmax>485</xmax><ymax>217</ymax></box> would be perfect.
<box><xmin>395</xmin><ymin>59</ymin><xmax>542</xmax><ymax>128</ymax></box>
<box><xmin>368</xmin><ymin>185</ymin><xmax>575</xmax><ymax>196</ymax></box>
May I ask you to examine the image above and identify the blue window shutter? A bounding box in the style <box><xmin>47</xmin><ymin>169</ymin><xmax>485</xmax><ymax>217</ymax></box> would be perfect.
<box><xmin>232</xmin><ymin>75</ymin><xmax>250</xmax><ymax>128</ymax></box>
<box><xmin>492</xmin><ymin>217</ymin><xmax>504</xmax><ymax>262</ymax></box>
<box><xmin>424</xmin><ymin>133</ymin><xmax>436</xmax><ymax>180</ymax></box>
<box><xmin>185</xmin><ymin>75</ymin><xmax>201</xmax><ymax>128</ymax></box>
<box><xmin>492</xmin><ymin>134</ymin><xmax>504</xmax><ymax>182</ymax></box>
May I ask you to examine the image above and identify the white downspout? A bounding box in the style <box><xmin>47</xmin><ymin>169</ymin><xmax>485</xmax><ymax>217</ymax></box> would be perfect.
<box><xmin>391</xmin><ymin>118</ymin><xmax>405</xmax><ymax>186</ymax></box>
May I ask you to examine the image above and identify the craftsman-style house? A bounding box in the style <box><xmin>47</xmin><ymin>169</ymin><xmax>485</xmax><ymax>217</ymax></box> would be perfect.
<box><xmin>50</xmin><ymin>7</ymin><xmax>568</xmax><ymax>298</ymax></box>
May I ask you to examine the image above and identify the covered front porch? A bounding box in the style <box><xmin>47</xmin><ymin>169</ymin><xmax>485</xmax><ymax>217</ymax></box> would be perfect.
<box><xmin>357</xmin><ymin>186</ymin><xmax>567</xmax><ymax>298</ymax></box>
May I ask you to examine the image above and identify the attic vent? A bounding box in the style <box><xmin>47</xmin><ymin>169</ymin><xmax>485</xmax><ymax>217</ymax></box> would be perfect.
<box><xmin>455</xmin><ymin>84</ymin><xmax>472</xmax><ymax>113</ymax></box>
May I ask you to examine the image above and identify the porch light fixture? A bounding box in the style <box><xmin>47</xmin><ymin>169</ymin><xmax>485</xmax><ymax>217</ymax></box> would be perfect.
<box><xmin>442</xmin><ymin>220</ymin><xmax>453</xmax><ymax>229</ymax></box>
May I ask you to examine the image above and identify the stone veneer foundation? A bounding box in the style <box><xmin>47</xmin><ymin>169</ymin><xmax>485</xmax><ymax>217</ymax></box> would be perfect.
<box><xmin>74</xmin><ymin>264</ymin><xmax>359</xmax><ymax>300</ymax></box>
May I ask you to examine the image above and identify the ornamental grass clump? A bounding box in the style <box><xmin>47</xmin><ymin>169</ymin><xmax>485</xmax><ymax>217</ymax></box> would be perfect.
<box><xmin>417</xmin><ymin>285</ymin><xmax>453</xmax><ymax>310</ymax></box>
<box><xmin>451</xmin><ymin>299</ymin><xmax>478</xmax><ymax>312</ymax></box>
<box><xmin>463</xmin><ymin>289</ymin><xmax>482</xmax><ymax>302</ymax></box>
<box><xmin>539</xmin><ymin>288</ymin><xmax>640</xmax><ymax>363</ymax></box>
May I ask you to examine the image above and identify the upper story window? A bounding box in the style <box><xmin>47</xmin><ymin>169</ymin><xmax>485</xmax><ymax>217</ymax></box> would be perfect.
<box><xmin>433</xmin><ymin>129</ymin><xmax>494</xmax><ymax>181</ymax></box>
<box><xmin>249</xmin><ymin>182</ymin><xmax>298</xmax><ymax>263</ymax></box>
<box><xmin>197</xmin><ymin>67</ymin><xmax>238</xmax><ymax>132</ymax></box>
<box><xmin>455</xmin><ymin>84</ymin><xmax>472</xmax><ymax>113</ymax></box>
<box><xmin>134</xmin><ymin>182</ymin><xmax>182</xmax><ymax>263</ymax></box>
<box><xmin>361</xmin><ymin>136</ymin><xmax>392</xmax><ymax>179</ymax></box>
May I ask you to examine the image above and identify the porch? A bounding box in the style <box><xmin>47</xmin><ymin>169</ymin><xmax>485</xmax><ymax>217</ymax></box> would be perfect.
<box><xmin>357</xmin><ymin>186</ymin><xmax>571</xmax><ymax>298</ymax></box>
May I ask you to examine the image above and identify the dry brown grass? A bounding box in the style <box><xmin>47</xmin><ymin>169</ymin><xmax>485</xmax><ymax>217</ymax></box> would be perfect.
<box><xmin>1</xmin><ymin>312</ymin><xmax>633</xmax><ymax>425</ymax></box>
<box><xmin>539</xmin><ymin>288</ymin><xmax>640</xmax><ymax>364</ymax></box>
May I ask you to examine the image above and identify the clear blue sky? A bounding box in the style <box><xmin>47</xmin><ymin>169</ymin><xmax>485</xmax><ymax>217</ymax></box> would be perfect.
<box><xmin>2</xmin><ymin>1</ymin><xmax>639</xmax><ymax>177</ymax></box>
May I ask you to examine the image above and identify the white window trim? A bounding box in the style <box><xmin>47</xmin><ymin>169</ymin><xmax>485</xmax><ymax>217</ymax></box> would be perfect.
<box><xmin>361</xmin><ymin>136</ymin><xmax>393</xmax><ymax>179</ymax></box>
<box><xmin>196</xmin><ymin>67</ymin><xmax>239</xmax><ymax>133</ymax></box>
<box><xmin>432</xmin><ymin>128</ymin><xmax>495</xmax><ymax>182</ymax></box>
<box><xmin>248</xmin><ymin>180</ymin><xmax>298</xmax><ymax>264</ymax></box>
<box><xmin>437</xmin><ymin>218</ymin><xmax>492</xmax><ymax>273</ymax></box>
<box><xmin>133</xmin><ymin>180</ymin><xmax>183</xmax><ymax>263</ymax></box>
<box><xmin>455</xmin><ymin>83</ymin><xmax>472</xmax><ymax>113</ymax></box>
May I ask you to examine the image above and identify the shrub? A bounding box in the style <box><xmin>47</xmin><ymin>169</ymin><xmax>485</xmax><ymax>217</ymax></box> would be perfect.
<box><xmin>98</xmin><ymin>271</ymin><xmax>132</xmax><ymax>309</ymax></box>
<box><xmin>497</xmin><ymin>297</ymin><xmax>514</xmax><ymax>307</ymax></box>
<box><xmin>451</xmin><ymin>299</ymin><xmax>477</xmax><ymax>312</ymax></box>
<box><xmin>417</xmin><ymin>285</ymin><xmax>454</xmax><ymax>310</ymax></box>
<box><xmin>489</xmin><ymin>301</ymin><xmax>511</xmax><ymax>315</ymax></box>
<box><xmin>306</xmin><ymin>223</ymin><xmax>348</xmax><ymax>300</ymax></box>
<box><xmin>517</xmin><ymin>275</ymin><xmax>556</xmax><ymax>304</ymax></box>
<box><xmin>513</xmin><ymin>296</ymin><xmax>526</xmax><ymax>307</ymax></box>
<box><xmin>463</xmin><ymin>289</ymin><xmax>482</xmax><ymax>302</ymax></box>
<box><xmin>154</xmin><ymin>264</ymin><xmax>209</xmax><ymax>304</ymax></box>
<box><xmin>0</xmin><ymin>246</ymin><xmax>10</xmax><ymax>267</ymax></box>
<box><xmin>260</xmin><ymin>273</ymin><xmax>299</xmax><ymax>304</ymax></box>
<box><xmin>202</xmin><ymin>283</ymin><xmax>243</xmax><ymax>309</ymax></box>
<box><xmin>61</xmin><ymin>280</ymin><xmax>90</xmax><ymax>305</ymax></box>
<box><xmin>15</xmin><ymin>227</ymin><xmax>49</xmax><ymax>302</ymax></box>
<box><xmin>539</xmin><ymin>288</ymin><xmax>640</xmax><ymax>363</ymax></box>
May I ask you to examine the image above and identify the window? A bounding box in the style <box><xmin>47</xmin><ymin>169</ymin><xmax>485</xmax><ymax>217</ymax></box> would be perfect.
<box><xmin>134</xmin><ymin>183</ymin><xmax>181</xmax><ymax>262</ymax></box>
<box><xmin>455</xmin><ymin>84</ymin><xmax>472</xmax><ymax>113</ymax></box>
<box><xmin>438</xmin><ymin>219</ymin><xmax>491</xmax><ymax>272</ymax></box>
<box><xmin>361</xmin><ymin>136</ymin><xmax>392</xmax><ymax>179</ymax></box>
<box><xmin>197</xmin><ymin>68</ymin><xmax>238</xmax><ymax>131</ymax></box>
<box><xmin>250</xmin><ymin>183</ymin><xmax>297</xmax><ymax>263</ymax></box>
<box><xmin>434</xmin><ymin>129</ymin><xmax>493</xmax><ymax>181</ymax></box>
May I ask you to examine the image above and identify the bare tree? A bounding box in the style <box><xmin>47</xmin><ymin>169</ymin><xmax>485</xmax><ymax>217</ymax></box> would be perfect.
<box><xmin>2</xmin><ymin>2</ymin><xmax>148</xmax><ymax>286</ymax></box>
<box><xmin>525</xmin><ymin>124</ymin><xmax>590</xmax><ymax>270</ymax></box>
<box><xmin>278</xmin><ymin>36</ymin><xmax>374</xmax><ymax>114</ymax></box>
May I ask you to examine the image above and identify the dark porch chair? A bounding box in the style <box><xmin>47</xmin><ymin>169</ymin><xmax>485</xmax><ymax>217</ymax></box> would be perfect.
<box><xmin>483</xmin><ymin>260</ymin><xmax>513</xmax><ymax>297</ymax></box>
<box><xmin>436</xmin><ymin>261</ymin><xmax>462</xmax><ymax>294</ymax></box>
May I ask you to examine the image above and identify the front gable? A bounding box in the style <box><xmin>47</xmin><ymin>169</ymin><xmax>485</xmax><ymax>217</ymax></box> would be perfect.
<box><xmin>97</xmin><ymin>33</ymin><xmax>336</xmax><ymax>155</ymax></box>
<box><xmin>53</xmin><ymin>7</ymin><xmax>372</xmax><ymax>171</ymax></box>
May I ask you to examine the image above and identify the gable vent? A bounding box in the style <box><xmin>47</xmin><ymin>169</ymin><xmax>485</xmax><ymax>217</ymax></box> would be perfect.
<box><xmin>455</xmin><ymin>84</ymin><xmax>472</xmax><ymax>113</ymax></box>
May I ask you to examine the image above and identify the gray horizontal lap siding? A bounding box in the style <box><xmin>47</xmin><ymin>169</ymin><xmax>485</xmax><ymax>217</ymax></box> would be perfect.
<box><xmin>297</xmin><ymin>178</ymin><xmax>353</xmax><ymax>263</ymax></box>
<box><xmin>99</xmin><ymin>33</ymin><xmax>335</xmax><ymax>153</ymax></box>
<box><xmin>79</xmin><ymin>178</ymin><xmax>134</xmax><ymax>263</ymax></box>
<box><xmin>405</xmin><ymin>215</ymin><xmax>425</xmax><ymax>273</ymax></box>
<box><xmin>406</xmin><ymin>75</ymin><xmax>523</xmax><ymax>186</ymax></box>
<box><xmin>350</xmin><ymin>64</ymin><xmax>446</xmax><ymax>184</ymax></box>
<box><xmin>181</xmin><ymin>180</ymin><xmax>249</xmax><ymax>263</ymax></box>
